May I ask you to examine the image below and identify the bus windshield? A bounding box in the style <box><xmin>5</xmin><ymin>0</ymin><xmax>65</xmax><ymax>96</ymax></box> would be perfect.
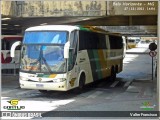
<box><xmin>20</xmin><ymin>45</ymin><xmax>66</xmax><ymax>73</ymax></box>
<box><xmin>20</xmin><ymin>31</ymin><xmax>68</xmax><ymax>73</ymax></box>
<box><xmin>23</xmin><ymin>31</ymin><xmax>67</xmax><ymax>44</ymax></box>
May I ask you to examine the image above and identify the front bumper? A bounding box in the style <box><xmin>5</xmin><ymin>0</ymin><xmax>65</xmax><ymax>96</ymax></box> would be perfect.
<box><xmin>19</xmin><ymin>80</ymin><xmax>68</xmax><ymax>91</ymax></box>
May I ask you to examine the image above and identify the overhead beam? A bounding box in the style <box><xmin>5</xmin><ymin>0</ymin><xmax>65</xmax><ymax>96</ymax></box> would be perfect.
<box><xmin>69</xmin><ymin>15</ymin><xmax>157</xmax><ymax>26</ymax></box>
<box><xmin>2</xmin><ymin>1</ymin><xmax>158</xmax><ymax>17</ymax></box>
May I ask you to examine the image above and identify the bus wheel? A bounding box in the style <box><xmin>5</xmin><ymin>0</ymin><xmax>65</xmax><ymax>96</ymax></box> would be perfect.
<box><xmin>73</xmin><ymin>73</ymin><xmax>85</xmax><ymax>93</ymax></box>
<box><xmin>110</xmin><ymin>67</ymin><xmax>116</xmax><ymax>81</ymax></box>
<box><xmin>79</xmin><ymin>73</ymin><xmax>85</xmax><ymax>89</ymax></box>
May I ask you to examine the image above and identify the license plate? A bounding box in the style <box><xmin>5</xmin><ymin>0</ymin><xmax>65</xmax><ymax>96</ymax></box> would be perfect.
<box><xmin>36</xmin><ymin>84</ymin><xmax>44</xmax><ymax>88</ymax></box>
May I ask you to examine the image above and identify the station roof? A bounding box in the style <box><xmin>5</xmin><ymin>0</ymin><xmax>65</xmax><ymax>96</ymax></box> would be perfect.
<box><xmin>2</xmin><ymin>15</ymin><xmax>157</xmax><ymax>36</ymax></box>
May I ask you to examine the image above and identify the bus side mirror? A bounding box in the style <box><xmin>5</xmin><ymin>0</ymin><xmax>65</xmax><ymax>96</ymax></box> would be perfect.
<box><xmin>64</xmin><ymin>41</ymin><xmax>70</xmax><ymax>59</ymax></box>
<box><xmin>11</xmin><ymin>41</ymin><xmax>22</xmax><ymax>57</ymax></box>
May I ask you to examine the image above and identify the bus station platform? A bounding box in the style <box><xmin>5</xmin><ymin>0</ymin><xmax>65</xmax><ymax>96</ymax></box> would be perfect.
<box><xmin>126</xmin><ymin>47</ymin><xmax>150</xmax><ymax>54</ymax></box>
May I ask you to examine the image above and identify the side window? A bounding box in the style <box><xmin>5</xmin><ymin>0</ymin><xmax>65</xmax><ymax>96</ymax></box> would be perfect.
<box><xmin>109</xmin><ymin>35</ymin><xmax>123</xmax><ymax>49</ymax></box>
<box><xmin>4</xmin><ymin>40</ymin><xmax>10</xmax><ymax>50</ymax></box>
<box><xmin>68</xmin><ymin>31</ymin><xmax>78</xmax><ymax>71</ymax></box>
<box><xmin>97</xmin><ymin>33</ymin><xmax>107</xmax><ymax>49</ymax></box>
<box><xmin>79</xmin><ymin>31</ymin><xmax>87</xmax><ymax>50</ymax></box>
<box><xmin>1</xmin><ymin>39</ymin><xmax>21</xmax><ymax>50</ymax></box>
<box><xmin>1</xmin><ymin>39</ymin><xmax>5</xmax><ymax>50</ymax></box>
<box><xmin>79</xmin><ymin>31</ymin><xmax>107</xmax><ymax>50</ymax></box>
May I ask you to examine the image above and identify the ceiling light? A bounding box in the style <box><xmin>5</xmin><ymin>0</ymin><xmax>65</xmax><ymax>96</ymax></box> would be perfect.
<box><xmin>82</xmin><ymin>18</ymin><xmax>90</xmax><ymax>20</ymax></box>
<box><xmin>14</xmin><ymin>25</ymin><xmax>20</xmax><ymax>26</ymax></box>
<box><xmin>2</xmin><ymin>18</ymin><xmax>11</xmax><ymax>20</ymax></box>
<box><xmin>40</xmin><ymin>23</ymin><xmax>47</xmax><ymax>25</ymax></box>
<box><xmin>2</xmin><ymin>24</ymin><xmax>8</xmax><ymax>25</ymax></box>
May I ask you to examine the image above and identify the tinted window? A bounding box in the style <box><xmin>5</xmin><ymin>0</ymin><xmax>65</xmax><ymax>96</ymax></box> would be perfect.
<box><xmin>109</xmin><ymin>35</ymin><xmax>123</xmax><ymax>49</ymax></box>
<box><xmin>1</xmin><ymin>39</ymin><xmax>21</xmax><ymax>50</ymax></box>
<box><xmin>79</xmin><ymin>31</ymin><xmax>107</xmax><ymax>50</ymax></box>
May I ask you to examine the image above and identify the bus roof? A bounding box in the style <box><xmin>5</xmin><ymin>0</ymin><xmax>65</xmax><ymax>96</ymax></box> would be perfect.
<box><xmin>1</xmin><ymin>35</ymin><xmax>23</xmax><ymax>40</ymax></box>
<box><xmin>25</xmin><ymin>25</ymin><xmax>80</xmax><ymax>32</ymax></box>
<box><xmin>25</xmin><ymin>25</ymin><xmax>107</xmax><ymax>32</ymax></box>
<box><xmin>25</xmin><ymin>25</ymin><xmax>121</xmax><ymax>36</ymax></box>
<box><xmin>1</xmin><ymin>35</ymin><xmax>22</xmax><ymax>38</ymax></box>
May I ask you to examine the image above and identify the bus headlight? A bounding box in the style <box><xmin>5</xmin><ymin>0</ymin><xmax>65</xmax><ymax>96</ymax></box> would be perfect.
<box><xmin>20</xmin><ymin>76</ymin><xmax>29</xmax><ymax>81</ymax></box>
<box><xmin>52</xmin><ymin>78</ymin><xmax>66</xmax><ymax>83</ymax></box>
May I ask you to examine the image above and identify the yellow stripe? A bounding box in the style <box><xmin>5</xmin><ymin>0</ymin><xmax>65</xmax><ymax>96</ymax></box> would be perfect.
<box><xmin>49</xmin><ymin>74</ymin><xmax>57</xmax><ymax>78</ymax></box>
<box><xmin>98</xmin><ymin>50</ymin><xmax>107</xmax><ymax>78</ymax></box>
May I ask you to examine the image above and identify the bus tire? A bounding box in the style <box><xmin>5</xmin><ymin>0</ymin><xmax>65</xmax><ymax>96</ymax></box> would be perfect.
<box><xmin>73</xmin><ymin>73</ymin><xmax>85</xmax><ymax>94</ymax></box>
<box><xmin>78</xmin><ymin>73</ymin><xmax>85</xmax><ymax>89</ymax></box>
<box><xmin>110</xmin><ymin>67</ymin><xmax>116</xmax><ymax>81</ymax></box>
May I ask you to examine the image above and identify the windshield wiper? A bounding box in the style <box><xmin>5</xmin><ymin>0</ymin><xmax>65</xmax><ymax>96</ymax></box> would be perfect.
<box><xmin>41</xmin><ymin>57</ymin><xmax>52</xmax><ymax>74</ymax></box>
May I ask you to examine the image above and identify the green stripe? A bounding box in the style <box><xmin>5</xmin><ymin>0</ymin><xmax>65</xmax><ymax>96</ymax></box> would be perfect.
<box><xmin>93</xmin><ymin>50</ymin><xmax>102</xmax><ymax>79</ymax></box>
<box><xmin>7</xmin><ymin>108</ymin><xmax>21</xmax><ymax>110</ymax></box>
<box><xmin>42</xmin><ymin>75</ymin><xmax>50</xmax><ymax>78</ymax></box>
<box><xmin>78</xmin><ymin>25</ymin><xmax>91</xmax><ymax>31</ymax></box>
<box><xmin>87</xmin><ymin>50</ymin><xmax>98</xmax><ymax>81</ymax></box>
<box><xmin>142</xmin><ymin>108</ymin><xmax>154</xmax><ymax>111</ymax></box>
<box><xmin>37</xmin><ymin>74</ymin><xmax>50</xmax><ymax>78</ymax></box>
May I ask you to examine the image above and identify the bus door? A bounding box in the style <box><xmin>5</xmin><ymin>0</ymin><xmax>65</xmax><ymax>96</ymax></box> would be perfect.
<box><xmin>68</xmin><ymin>31</ymin><xmax>78</xmax><ymax>88</ymax></box>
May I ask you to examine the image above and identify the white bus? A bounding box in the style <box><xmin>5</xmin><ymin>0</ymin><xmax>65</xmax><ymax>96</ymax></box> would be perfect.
<box><xmin>1</xmin><ymin>35</ymin><xmax>23</xmax><ymax>74</ymax></box>
<box><xmin>11</xmin><ymin>25</ymin><xmax>124</xmax><ymax>92</ymax></box>
<box><xmin>1</xmin><ymin>35</ymin><xmax>23</xmax><ymax>64</ymax></box>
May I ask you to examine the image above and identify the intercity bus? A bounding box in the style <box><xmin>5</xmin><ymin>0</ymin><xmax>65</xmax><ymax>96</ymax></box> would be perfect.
<box><xmin>1</xmin><ymin>35</ymin><xmax>23</xmax><ymax>75</ymax></box>
<box><xmin>11</xmin><ymin>25</ymin><xmax>124</xmax><ymax>92</ymax></box>
<box><xmin>1</xmin><ymin>35</ymin><xmax>23</xmax><ymax>64</ymax></box>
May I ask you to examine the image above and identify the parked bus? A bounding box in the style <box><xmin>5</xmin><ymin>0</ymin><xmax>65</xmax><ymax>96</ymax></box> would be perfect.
<box><xmin>1</xmin><ymin>35</ymin><xmax>23</xmax><ymax>63</ymax></box>
<box><xmin>1</xmin><ymin>35</ymin><xmax>23</xmax><ymax>74</ymax></box>
<box><xmin>11</xmin><ymin>25</ymin><xmax>124</xmax><ymax>92</ymax></box>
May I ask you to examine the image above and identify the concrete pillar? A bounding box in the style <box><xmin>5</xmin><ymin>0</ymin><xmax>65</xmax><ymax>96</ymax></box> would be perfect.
<box><xmin>157</xmin><ymin>1</ymin><xmax>160</xmax><ymax>117</ymax></box>
<box><xmin>0</xmin><ymin>3</ymin><xmax>1</xmax><ymax>89</ymax></box>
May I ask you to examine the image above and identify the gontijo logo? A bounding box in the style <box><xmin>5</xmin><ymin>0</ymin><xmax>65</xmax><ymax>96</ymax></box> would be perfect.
<box><xmin>3</xmin><ymin>99</ymin><xmax>25</xmax><ymax>110</ymax></box>
<box><xmin>8</xmin><ymin>99</ymin><xmax>19</xmax><ymax>106</ymax></box>
<box><xmin>140</xmin><ymin>101</ymin><xmax>156</xmax><ymax>111</ymax></box>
